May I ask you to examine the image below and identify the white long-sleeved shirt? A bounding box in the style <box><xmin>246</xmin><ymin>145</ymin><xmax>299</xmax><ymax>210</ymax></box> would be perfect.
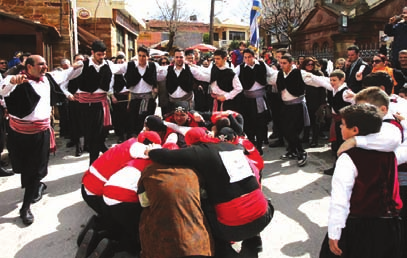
<box><xmin>267</xmin><ymin>68</ymin><xmax>333</xmax><ymax>101</ymax></box>
<box><xmin>114</xmin><ymin>61</ymin><xmax>168</xmax><ymax>94</ymax></box>
<box><xmin>0</xmin><ymin>68</ymin><xmax>75</xmax><ymax>121</ymax></box>
<box><xmin>234</xmin><ymin>60</ymin><xmax>276</xmax><ymax>91</ymax></box>
<box><xmin>190</xmin><ymin>65</ymin><xmax>243</xmax><ymax>100</ymax></box>
<box><xmin>328</xmin><ymin>153</ymin><xmax>357</xmax><ymax>240</ymax></box>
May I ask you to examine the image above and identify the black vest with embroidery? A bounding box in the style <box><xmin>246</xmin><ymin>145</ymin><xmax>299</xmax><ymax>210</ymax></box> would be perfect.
<box><xmin>276</xmin><ymin>69</ymin><xmax>306</xmax><ymax>97</ymax></box>
<box><xmin>210</xmin><ymin>66</ymin><xmax>235</xmax><ymax>92</ymax></box>
<box><xmin>166</xmin><ymin>64</ymin><xmax>194</xmax><ymax>94</ymax></box>
<box><xmin>125</xmin><ymin>61</ymin><xmax>157</xmax><ymax>87</ymax></box>
<box><xmin>77</xmin><ymin>59</ymin><xmax>112</xmax><ymax>93</ymax></box>
<box><xmin>113</xmin><ymin>74</ymin><xmax>127</xmax><ymax>93</ymax></box>
<box><xmin>5</xmin><ymin>73</ymin><xmax>64</xmax><ymax>118</ymax></box>
<box><xmin>327</xmin><ymin>87</ymin><xmax>350</xmax><ymax>114</ymax></box>
<box><xmin>238</xmin><ymin>61</ymin><xmax>267</xmax><ymax>90</ymax></box>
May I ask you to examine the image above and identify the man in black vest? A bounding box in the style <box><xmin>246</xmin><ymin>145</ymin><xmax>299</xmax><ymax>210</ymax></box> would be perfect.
<box><xmin>190</xmin><ymin>49</ymin><xmax>243</xmax><ymax>113</ymax></box>
<box><xmin>68</xmin><ymin>40</ymin><xmax>125</xmax><ymax>165</ymax></box>
<box><xmin>345</xmin><ymin>45</ymin><xmax>371</xmax><ymax>93</ymax></box>
<box><xmin>121</xmin><ymin>46</ymin><xmax>167</xmax><ymax>135</ymax></box>
<box><xmin>270</xmin><ymin>54</ymin><xmax>332</xmax><ymax>167</ymax></box>
<box><xmin>60</xmin><ymin>54</ymin><xmax>85</xmax><ymax>157</ymax></box>
<box><xmin>235</xmin><ymin>48</ymin><xmax>273</xmax><ymax>155</ymax></box>
<box><xmin>165</xmin><ymin>48</ymin><xmax>194</xmax><ymax>113</ymax></box>
<box><xmin>0</xmin><ymin>55</ymin><xmax>76</xmax><ymax>225</ymax></box>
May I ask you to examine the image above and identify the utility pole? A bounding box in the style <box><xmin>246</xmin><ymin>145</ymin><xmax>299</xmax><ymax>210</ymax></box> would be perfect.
<box><xmin>209</xmin><ymin>0</ymin><xmax>215</xmax><ymax>45</ymax></box>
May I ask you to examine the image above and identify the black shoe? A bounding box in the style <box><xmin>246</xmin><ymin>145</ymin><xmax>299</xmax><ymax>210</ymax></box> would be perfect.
<box><xmin>309</xmin><ymin>142</ymin><xmax>318</xmax><ymax>148</ymax></box>
<box><xmin>19</xmin><ymin>208</ymin><xmax>34</xmax><ymax>226</ymax></box>
<box><xmin>77</xmin><ymin>215</ymin><xmax>98</xmax><ymax>247</ymax></box>
<box><xmin>242</xmin><ymin>235</ymin><xmax>263</xmax><ymax>253</ymax></box>
<box><xmin>0</xmin><ymin>160</ymin><xmax>9</xmax><ymax>167</ymax></box>
<box><xmin>0</xmin><ymin>167</ymin><xmax>14</xmax><ymax>177</ymax></box>
<box><xmin>323</xmin><ymin>167</ymin><xmax>335</xmax><ymax>176</ymax></box>
<box><xmin>66</xmin><ymin>140</ymin><xmax>76</xmax><ymax>148</ymax></box>
<box><xmin>297</xmin><ymin>152</ymin><xmax>308</xmax><ymax>167</ymax></box>
<box><xmin>32</xmin><ymin>182</ymin><xmax>47</xmax><ymax>203</ymax></box>
<box><xmin>75</xmin><ymin>144</ymin><xmax>83</xmax><ymax>157</ymax></box>
<box><xmin>269</xmin><ymin>140</ymin><xmax>284</xmax><ymax>148</ymax></box>
<box><xmin>117</xmin><ymin>136</ymin><xmax>125</xmax><ymax>144</ymax></box>
<box><xmin>88</xmin><ymin>238</ymin><xmax>114</xmax><ymax>258</ymax></box>
<box><xmin>76</xmin><ymin>229</ymin><xmax>108</xmax><ymax>258</ymax></box>
<box><xmin>280</xmin><ymin>152</ymin><xmax>297</xmax><ymax>160</ymax></box>
<box><xmin>268</xmin><ymin>132</ymin><xmax>279</xmax><ymax>139</ymax></box>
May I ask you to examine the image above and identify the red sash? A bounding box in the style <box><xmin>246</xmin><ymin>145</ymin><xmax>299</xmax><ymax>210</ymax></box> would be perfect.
<box><xmin>9</xmin><ymin>117</ymin><xmax>56</xmax><ymax>153</ymax></box>
<box><xmin>75</xmin><ymin>92</ymin><xmax>112</xmax><ymax>127</ymax></box>
<box><xmin>215</xmin><ymin>189</ymin><xmax>268</xmax><ymax>226</ymax></box>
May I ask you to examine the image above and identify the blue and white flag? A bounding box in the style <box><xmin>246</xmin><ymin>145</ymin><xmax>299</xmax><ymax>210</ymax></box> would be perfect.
<box><xmin>250</xmin><ymin>0</ymin><xmax>262</xmax><ymax>49</ymax></box>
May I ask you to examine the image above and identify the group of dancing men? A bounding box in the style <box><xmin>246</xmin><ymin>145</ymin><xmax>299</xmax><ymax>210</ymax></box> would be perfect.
<box><xmin>1</xmin><ymin>38</ymin><xmax>407</xmax><ymax>258</ymax></box>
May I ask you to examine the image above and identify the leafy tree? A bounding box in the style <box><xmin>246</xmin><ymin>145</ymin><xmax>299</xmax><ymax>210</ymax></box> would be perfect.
<box><xmin>203</xmin><ymin>33</ymin><xmax>210</xmax><ymax>44</ymax></box>
<box><xmin>261</xmin><ymin>0</ymin><xmax>313</xmax><ymax>47</ymax></box>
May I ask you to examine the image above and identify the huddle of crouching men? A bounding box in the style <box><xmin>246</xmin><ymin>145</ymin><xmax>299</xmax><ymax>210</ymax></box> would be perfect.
<box><xmin>77</xmin><ymin>125</ymin><xmax>273</xmax><ymax>258</ymax></box>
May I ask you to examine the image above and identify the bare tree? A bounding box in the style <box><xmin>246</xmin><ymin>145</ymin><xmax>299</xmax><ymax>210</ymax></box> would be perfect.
<box><xmin>154</xmin><ymin>0</ymin><xmax>193</xmax><ymax>51</ymax></box>
<box><xmin>261</xmin><ymin>0</ymin><xmax>314</xmax><ymax>48</ymax></box>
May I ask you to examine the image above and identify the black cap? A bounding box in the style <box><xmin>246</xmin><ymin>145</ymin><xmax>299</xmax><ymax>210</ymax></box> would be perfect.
<box><xmin>173</xmin><ymin>101</ymin><xmax>189</xmax><ymax>113</ymax></box>
<box><xmin>218</xmin><ymin>127</ymin><xmax>236</xmax><ymax>142</ymax></box>
<box><xmin>144</xmin><ymin>115</ymin><xmax>167</xmax><ymax>132</ymax></box>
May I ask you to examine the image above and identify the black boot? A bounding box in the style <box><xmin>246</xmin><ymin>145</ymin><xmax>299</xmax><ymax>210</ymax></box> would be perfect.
<box><xmin>0</xmin><ymin>167</ymin><xmax>14</xmax><ymax>177</ymax></box>
<box><xmin>75</xmin><ymin>143</ymin><xmax>83</xmax><ymax>157</ymax></box>
<box><xmin>19</xmin><ymin>208</ymin><xmax>34</xmax><ymax>226</ymax></box>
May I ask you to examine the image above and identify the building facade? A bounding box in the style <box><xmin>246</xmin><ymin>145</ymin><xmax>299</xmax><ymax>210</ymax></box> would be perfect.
<box><xmin>291</xmin><ymin>0</ymin><xmax>406</xmax><ymax>61</ymax></box>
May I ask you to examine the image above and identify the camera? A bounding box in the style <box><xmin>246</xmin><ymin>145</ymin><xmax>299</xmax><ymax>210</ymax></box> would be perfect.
<box><xmin>394</xmin><ymin>15</ymin><xmax>403</xmax><ymax>23</ymax></box>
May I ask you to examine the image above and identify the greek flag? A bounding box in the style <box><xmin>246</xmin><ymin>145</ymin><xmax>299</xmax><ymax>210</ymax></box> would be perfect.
<box><xmin>250</xmin><ymin>0</ymin><xmax>262</xmax><ymax>49</ymax></box>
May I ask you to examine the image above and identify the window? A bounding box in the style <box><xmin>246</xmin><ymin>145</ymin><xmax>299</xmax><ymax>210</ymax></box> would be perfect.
<box><xmin>213</xmin><ymin>33</ymin><xmax>219</xmax><ymax>41</ymax></box>
<box><xmin>322</xmin><ymin>42</ymin><xmax>329</xmax><ymax>53</ymax></box>
<box><xmin>229</xmin><ymin>31</ymin><xmax>245</xmax><ymax>41</ymax></box>
<box><xmin>116</xmin><ymin>26</ymin><xmax>125</xmax><ymax>52</ymax></box>
<box><xmin>128</xmin><ymin>34</ymin><xmax>135</xmax><ymax>58</ymax></box>
<box><xmin>222</xmin><ymin>31</ymin><xmax>226</xmax><ymax>40</ymax></box>
<box><xmin>312</xmin><ymin>43</ymin><xmax>319</xmax><ymax>55</ymax></box>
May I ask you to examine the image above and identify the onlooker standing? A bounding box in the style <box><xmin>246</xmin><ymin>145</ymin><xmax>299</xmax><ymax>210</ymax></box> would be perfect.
<box><xmin>344</xmin><ymin>45</ymin><xmax>372</xmax><ymax>93</ymax></box>
<box><xmin>0</xmin><ymin>58</ymin><xmax>8</xmax><ymax>78</ymax></box>
<box><xmin>334</xmin><ymin>58</ymin><xmax>346</xmax><ymax>71</ymax></box>
<box><xmin>398</xmin><ymin>49</ymin><xmax>407</xmax><ymax>77</ymax></box>
<box><xmin>231</xmin><ymin>41</ymin><xmax>246</xmax><ymax>67</ymax></box>
<box><xmin>384</xmin><ymin>7</ymin><xmax>407</xmax><ymax>68</ymax></box>
<box><xmin>7</xmin><ymin>51</ymin><xmax>22</xmax><ymax>68</ymax></box>
<box><xmin>4</xmin><ymin>52</ymin><xmax>30</xmax><ymax>77</ymax></box>
<box><xmin>300</xmin><ymin>57</ymin><xmax>327</xmax><ymax>148</ymax></box>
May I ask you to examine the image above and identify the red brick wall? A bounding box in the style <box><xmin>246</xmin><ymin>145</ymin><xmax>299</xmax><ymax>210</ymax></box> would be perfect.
<box><xmin>0</xmin><ymin>0</ymin><xmax>72</xmax><ymax>68</ymax></box>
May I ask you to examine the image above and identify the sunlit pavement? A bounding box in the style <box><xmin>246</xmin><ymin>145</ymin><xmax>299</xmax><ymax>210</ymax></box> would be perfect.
<box><xmin>0</xmin><ymin>130</ymin><xmax>335</xmax><ymax>258</ymax></box>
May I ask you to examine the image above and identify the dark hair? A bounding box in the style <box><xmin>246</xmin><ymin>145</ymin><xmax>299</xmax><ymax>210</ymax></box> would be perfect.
<box><xmin>330</xmin><ymin>69</ymin><xmax>346</xmax><ymax>80</ymax></box>
<box><xmin>276</xmin><ymin>48</ymin><xmax>287</xmax><ymax>54</ymax></box>
<box><xmin>399</xmin><ymin>87</ymin><xmax>407</xmax><ymax>95</ymax></box>
<box><xmin>299</xmin><ymin>57</ymin><xmax>317</xmax><ymax>70</ymax></box>
<box><xmin>339</xmin><ymin>104</ymin><xmax>382</xmax><ymax>136</ymax></box>
<box><xmin>347</xmin><ymin>45</ymin><xmax>360</xmax><ymax>54</ymax></box>
<box><xmin>184</xmin><ymin>49</ymin><xmax>194</xmax><ymax>56</ymax></box>
<box><xmin>280</xmin><ymin>53</ymin><xmax>293</xmax><ymax>63</ymax></box>
<box><xmin>375</xmin><ymin>53</ymin><xmax>387</xmax><ymax>63</ymax></box>
<box><xmin>138</xmin><ymin>46</ymin><xmax>149</xmax><ymax>56</ymax></box>
<box><xmin>158</xmin><ymin>56</ymin><xmax>170</xmax><ymax>65</ymax></box>
<box><xmin>243</xmin><ymin>48</ymin><xmax>255</xmax><ymax>57</ymax></box>
<box><xmin>239</xmin><ymin>41</ymin><xmax>247</xmax><ymax>47</ymax></box>
<box><xmin>215</xmin><ymin>117</ymin><xmax>230</xmax><ymax>136</ymax></box>
<box><xmin>217</xmin><ymin>127</ymin><xmax>237</xmax><ymax>142</ymax></box>
<box><xmin>213</xmin><ymin>49</ymin><xmax>227</xmax><ymax>59</ymax></box>
<box><xmin>25</xmin><ymin>56</ymin><xmax>35</xmax><ymax>68</ymax></box>
<box><xmin>355</xmin><ymin>86</ymin><xmax>390</xmax><ymax>109</ymax></box>
<box><xmin>20</xmin><ymin>52</ymin><xmax>31</xmax><ymax>62</ymax></box>
<box><xmin>362</xmin><ymin>72</ymin><xmax>393</xmax><ymax>95</ymax></box>
<box><xmin>91</xmin><ymin>40</ymin><xmax>107</xmax><ymax>52</ymax></box>
<box><xmin>174</xmin><ymin>48</ymin><xmax>184</xmax><ymax>54</ymax></box>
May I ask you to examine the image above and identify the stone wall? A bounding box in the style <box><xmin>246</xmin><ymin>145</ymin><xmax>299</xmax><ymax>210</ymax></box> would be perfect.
<box><xmin>0</xmin><ymin>0</ymin><xmax>72</xmax><ymax>68</ymax></box>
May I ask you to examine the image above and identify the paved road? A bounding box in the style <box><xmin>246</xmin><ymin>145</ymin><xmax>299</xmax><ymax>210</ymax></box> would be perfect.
<box><xmin>0</xmin><ymin>131</ymin><xmax>335</xmax><ymax>258</ymax></box>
